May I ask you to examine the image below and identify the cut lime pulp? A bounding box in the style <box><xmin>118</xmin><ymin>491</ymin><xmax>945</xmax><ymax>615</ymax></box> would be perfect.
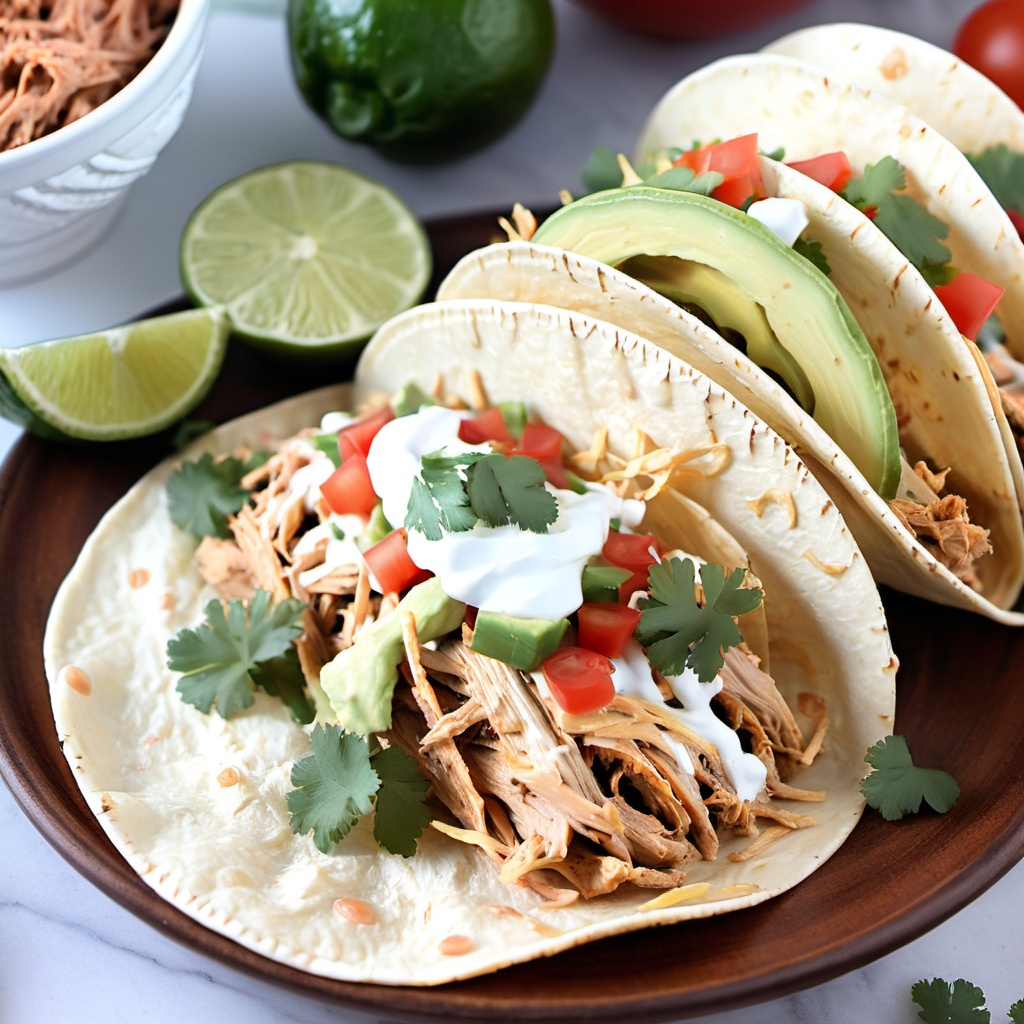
<box><xmin>179</xmin><ymin>161</ymin><xmax>432</xmax><ymax>360</ymax></box>
<box><xmin>0</xmin><ymin>307</ymin><xmax>229</xmax><ymax>441</ymax></box>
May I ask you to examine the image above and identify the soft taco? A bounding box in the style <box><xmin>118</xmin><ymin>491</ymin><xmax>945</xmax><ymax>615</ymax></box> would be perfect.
<box><xmin>45</xmin><ymin>299</ymin><xmax>896</xmax><ymax>985</ymax></box>
<box><xmin>481</xmin><ymin>57</ymin><xmax>1024</xmax><ymax>622</ymax></box>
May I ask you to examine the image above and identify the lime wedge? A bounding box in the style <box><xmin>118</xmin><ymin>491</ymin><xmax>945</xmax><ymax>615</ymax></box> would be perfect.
<box><xmin>179</xmin><ymin>161</ymin><xmax>432</xmax><ymax>359</ymax></box>
<box><xmin>0</xmin><ymin>307</ymin><xmax>229</xmax><ymax>441</ymax></box>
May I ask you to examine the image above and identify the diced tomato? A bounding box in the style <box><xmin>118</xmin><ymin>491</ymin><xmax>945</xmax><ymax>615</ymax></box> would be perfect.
<box><xmin>602</xmin><ymin>531</ymin><xmax>660</xmax><ymax>599</ymax></box>
<box><xmin>464</xmin><ymin>605</ymin><xmax>479</xmax><ymax>629</ymax></box>
<box><xmin>933</xmin><ymin>272</ymin><xmax>1005</xmax><ymax>341</ymax></box>
<box><xmin>542</xmin><ymin>646</ymin><xmax>616</xmax><ymax>714</ymax></box>
<box><xmin>337</xmin><ymin>404</ymin><xmax>394</xmax><ymax>462</ymax></box>
<box><xmin>1009</xmin><ymin>209</ymin><xmax>1024</xmax><ymax>242</ymax></box>
<box><xmin>576</xmin><ymin>603</ymin><xmax>642</xmax><ymax>659</ymax></box>
<box><xmin>362</xmin><ymin>529</ymin><xmax>432</xmax><ymax>595</ymax></box>
<box><xmin>517</xmin><ymin>423</ymin><xmax>564</xmax><ymax>462</ymax></box>
<box><xmin>320</xmin><ymin>451</ymin><xmax>377</xmax><ymax>516</ymax></box>
<box><xmin>458</xmin><ymin>407</ymin><xmax>512</xmax><ymax>445</ymax></box>
<box><xmin>674</xmin><ymin>134</ymin><xmax>766</xmax><ymax>208</ymax></box>
<box><xmin>785</xmin><ymin>151</ymin><xmax>853</xmax><ymax>193</ymax></box>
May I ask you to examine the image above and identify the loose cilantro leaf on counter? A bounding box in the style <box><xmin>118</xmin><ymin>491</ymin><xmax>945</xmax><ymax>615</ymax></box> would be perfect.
<box><xmin>966</xmin><ymin>144</ymin><xmax>1024</xmax><ymax>214</ymax></box>
<box><xmin>371</xmin><ymin>744</ymin><xmax>433</xmax><ymax>857</ymax></box>
<box><xmin>287</xmin><ymin>727</ymin><xmax>432</xmax><ymax>857</ymax></box>
<box><xmin>635</xmin><ymin>557</ymin><xmax>763</xmax><ymax>682</ymax></box>
<box><xmin>288</xmin><ymin>726</ymin><xmax>380</xmax><ymax>855</ymax></box>
<box><xmin>166</xmin><ymin>449</ymin><xmax>268</xmax><ymax>539</ymax></box>
<box><xmin>167</xmin><ymin>589</ymin><xmax>306</xmax><ymax>718</ymax></box>
<box><xmin>841</xmin><ymin>156</ymin><xmax>953</xmax><ymax>279</ymax></box>
<box><xmin>861</xmin><ymin>735</ymin><xmax>960</xmax><ymax>820</ymax></box>
<box><xmin>912</xmin><ymin>978</ymin><xmax>991</xmax><ymax>1024</ymax></box>
<box><xmin>405</xmin><ymin>451</ymin><xmax>557</xmax><ymax>540</ymax></box>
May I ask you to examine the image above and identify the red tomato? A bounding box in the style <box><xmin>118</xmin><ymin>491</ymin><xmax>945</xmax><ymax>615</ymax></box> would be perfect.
<box><xmin>602</xmin><ymin>531</ymin><xmax>660</xmax><ymax>600</ymax></box>
<box><xmin>785</xmin><ymin>151</ymin><xmax>853</xmax><ymax>193</ymax></box>
<box><xmin>542</xmin><ymin>647</ymin><xmax>616</xmax><ymax>714</ymax></box>
<box><xmin>674</xmin><ymin>134</ymin><xmax>766</xmax><ymax>208</ymax></box>
<box><xmin>954</xmin><ymin>0</ymin><xmax>1024</xmax><ymax>109</ymax></box>
<box><xmin>562</xmin><ymin>0</ymin><xmax>814</xmax><ymax>38</ymax></box>
<box><xmin>576</xmin><ymin>603</ymin><xmax>642</xmax><ymax>659</ymax></box>
<box><xmin>320</xmin><ymin>452</ymin><xmax>377</xmax><ymax>516</ymax></box>
<box><xmin>933</xmin><ymin>272</ymin><xmax>1005</xmax><ymax>341</ymax></box>
<box><xmin>516</xmin><ymin>423</ymin><xmax>564</xmax><ymax>462</ymax></box>
<box><xmin>458</xmin><ymin>407</ymin><xmax>511</xmax><ymax>445</ymax></box>
<box><xmin>337</xmin><ymin>404</ymin><xmax>394</xmax><ymax>462</ymax></box>
<box><xmin>1009</xmin><ymin>209</ymin><xmax>1024</xmax><ymax>241</ymax></box>
<box><xmin>362</xmin><ymin>530</ymin><xmax>432</xmax><ymax>595</ymax></box>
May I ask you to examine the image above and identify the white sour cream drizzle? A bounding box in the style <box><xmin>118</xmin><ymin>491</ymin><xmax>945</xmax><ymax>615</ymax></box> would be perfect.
<box><xmin>611</xmin><ymin>639</ymin><xmax>767</xmax><ymax>802</ymax></box>
<box><xmin>366</xmin><ymin>406</ymin><xmax>643</xmax><ymax>620</ymax></box>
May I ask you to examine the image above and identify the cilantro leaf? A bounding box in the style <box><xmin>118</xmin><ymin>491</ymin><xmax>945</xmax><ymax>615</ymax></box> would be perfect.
<box><xmin>421</xmin><ymin>455</ymin><xmax>479</xmax><ymax>533</ymax></box>
<box><xmin>912</xmin><ymin>978</ymin><xmax>990</xmax><ymax>1024</ymax></box>
<box><xmin>793</xmin><ymin>235</ymin><xmax>831</xmax><ymax>276</ymax></box>
<box><xmin>250</xmin><ymin>647</ymin><xmax>315</xmax><ymax>725</ymax></box>
<box><xmin>581</xmin><ymin>146</ymin><xmax>625</xmax><ymax>193</ymax></box>
<box><xmin>166</xmin><ymin>450</ymin><xmax>268</xmax><ymax>539</ymax></box>
<box><xmin>172</xmin><ymin>418</ymin><xmax>216</xmax><ymax>451</ymax></box>
<box><xmin>167</xmin><ymin>589</ymin><xmax>306</xmax><ymax>718</ymax></box>
<box><xmin>861</xmin><ymin>735</ymin><xmax>960</xmax><ymax>820</ymax></box>
<box><xmin>635</xmin><ymin>557</ymin><xmax>763</xmax><ymax>682</ymax></box>
<box><xmin>467</xmin><ymin>454</ymin><xmax>557</xmax><ymax>533</ymax></box>
<box><xmin>370</xmin><ymin>744</ymin><xmax>433</xmax><ymax>857</ymax></box>
<box><xmin>841</xmin><ymin>156</ymin><xmax>953</xmax><ymax>277</ymax></box>
<box><xmin>966</xmin><ymin>145</ymin><xmax>1024</xmax><ymax>214</ymax></box>
<box><xmin>641</xmin><ymin>165</ymin><xmax>723</xmax><ymax>196</ymax></box>
<box><xmin>405</xmin><ymin>476</ymin><xmax>444</xmax><ymax>541</ymax></box>
<box><xmin>287</xmin><ymin>725</ymin><xmax>380</xmax><ymax>855</ymax></box>
<box><xmin>1010</xmin><ymin>1000</ymin><xmax>1024</xmax><ymax>1023</ymax></box>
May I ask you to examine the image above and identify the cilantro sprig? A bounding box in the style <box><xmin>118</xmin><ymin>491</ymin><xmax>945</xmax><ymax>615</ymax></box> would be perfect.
<box><xmin>634</xmin><ymin>557</ymin><xmax>763</xmax><ymax>682</ymax></box>
<box><xmin>966</xmin><ymin>144</ymin><xmax>1024</xmax><ymax>215</ymax></box>
<box><xmin>166</xmin><ymin>449</ymin><xmax>268</xmax><ymax>539</ymax></box>
<box><xmin>840</xmin><ymin>156</ymin><xmax>955</xmax><ymax>287</ymax></box>
<box><xmin>912</xmin><ymin>977</ymin><xmax>1024</xmax><ymax>1024</ymax></box>
<box><xmin>167</xmin><ymin>589</ymin><xmax>313</xmax><ymax>722</ymax></box>
<box><xmin>288</xmin><ymin>725</ymin><xmax>431</xmax><ymax>857</ymax></box>
<box><xmin>860</xmin><ymin>734</ymin><xmax>959</xmax><ymax>820</ymax></box>
<box><xmin>405</xmin><ymin>450</ymin><xmax>557</xmax><ymax>542</ymax></box>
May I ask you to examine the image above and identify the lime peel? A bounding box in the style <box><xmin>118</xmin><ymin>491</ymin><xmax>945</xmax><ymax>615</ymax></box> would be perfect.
<box><xmin>180</xmin><ymin>161</ymin><xmax>432</xmax><ymax>359</ymax></box>
<box><xmin>0</xmin><ymin>307</ymin><xmax>229</xmax><ymax>442</ymax></box>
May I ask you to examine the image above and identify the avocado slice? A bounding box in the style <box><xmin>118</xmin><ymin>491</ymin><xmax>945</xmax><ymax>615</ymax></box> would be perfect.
<box><xmin>471</xmin><ymin>610</ymin><xmax>570</xmax><ymax>670</ymax></box>
<box><xmin>532</xmin><ymin>186</ymin><xmax>901</xmax><ymax>500</ymax></box>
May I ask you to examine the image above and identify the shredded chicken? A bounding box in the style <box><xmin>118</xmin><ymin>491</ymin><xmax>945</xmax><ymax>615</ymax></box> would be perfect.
<box><xmin>194</xmin><ymin>413</ymin><xmax>823</xmax><ymax>900</ymax></box>
<box><xmin>0</xmin><ymin>0</ymin><xmax>178</xmax><ymax>151</ymax></box>
<box><xmin>890</xmin><ymin>493</ymin><xmax>992</xmax><ymax>589</ymax></box>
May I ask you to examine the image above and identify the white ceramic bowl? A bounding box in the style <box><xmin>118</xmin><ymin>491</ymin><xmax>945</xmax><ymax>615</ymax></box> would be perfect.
<box><xmin>0</xmin><ymin>0</ymin><xmax>212</xmax><ymax>285</ymax></box>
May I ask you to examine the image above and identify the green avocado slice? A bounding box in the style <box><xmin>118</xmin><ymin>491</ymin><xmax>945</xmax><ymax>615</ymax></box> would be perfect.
<box><xmin>532</xmin><ymin>186</ymin><xmax>901</xmax><ymax>500</ymax></box>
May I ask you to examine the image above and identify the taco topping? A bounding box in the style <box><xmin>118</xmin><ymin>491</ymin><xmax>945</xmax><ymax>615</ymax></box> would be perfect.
<box><xmin>167</xmin><ymin>389</ymin><xmax>825</xmax><ymax>899</ymax></box>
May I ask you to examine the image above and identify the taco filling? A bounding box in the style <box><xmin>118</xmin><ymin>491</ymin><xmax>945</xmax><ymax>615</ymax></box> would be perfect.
<box><xmin>170</xmin><ymin>382</ymin><xmax>825</xmax><ymax>901</ymax></box>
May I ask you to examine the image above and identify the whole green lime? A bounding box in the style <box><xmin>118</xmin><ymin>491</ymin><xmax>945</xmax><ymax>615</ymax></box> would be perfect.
<box><xmin>287</xmin><ymin>0</ymin><xmax>555</xmax><ymax>163</ymax></box>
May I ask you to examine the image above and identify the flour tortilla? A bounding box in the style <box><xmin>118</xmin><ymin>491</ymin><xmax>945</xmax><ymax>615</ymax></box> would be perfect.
<box><xmin>45</xmin><ymin>299</ymin><xmax>896</xmax><ymax>985</ymax></box>
<box><xmin>635</xmin><ymin>52</ymin><xmax>1024</xmax><ymax>364</ymax></box>
<box><xmin>439</xmin><ymin>242</ymin><xmax>1024</xmax><ymax>623</ymax></box>
<box><xmin>764</xmin><ymin>22</ymin><xmax>1024</xmax><ymax>168</ymax></box>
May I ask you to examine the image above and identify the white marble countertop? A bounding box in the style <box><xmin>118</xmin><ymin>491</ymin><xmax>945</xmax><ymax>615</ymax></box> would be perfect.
<box><xmin>2</xmin><ymin>0</ymin><xmax>1023</xmax><ymax>1020</ymax></box>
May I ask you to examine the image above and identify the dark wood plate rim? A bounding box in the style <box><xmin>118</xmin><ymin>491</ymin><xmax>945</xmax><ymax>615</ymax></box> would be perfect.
<box><xmin>1</xmin><ymin>207</ymin><xmax>1023</xmax><ymax>1022</ymax></box>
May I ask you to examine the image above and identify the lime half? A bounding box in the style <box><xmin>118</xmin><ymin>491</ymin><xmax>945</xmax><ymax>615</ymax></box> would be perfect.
<box><xmin>180</xmin><ymin>161</ymin><xmax>432</xmax><ymax>359</ymax></box>
<box><xmin>0</xmin><ymin>307</ymin><xmax>229</xmax><ymax>442</ymax></box>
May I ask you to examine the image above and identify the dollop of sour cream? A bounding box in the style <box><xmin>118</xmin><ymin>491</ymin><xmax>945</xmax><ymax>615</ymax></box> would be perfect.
<box><xmin>366</xmin><ymin>405</ymin><xmax>643</xmax><ymax>620</ymax></box>
<box><xmin>611</xmin><ymin>639</ymin><xmax>767</xmax><ymax>802</ymax></box>
<box><xmin>747</xmin><ymin>196</ymin><xmax>810</xmax><ymax>249</ymax></box>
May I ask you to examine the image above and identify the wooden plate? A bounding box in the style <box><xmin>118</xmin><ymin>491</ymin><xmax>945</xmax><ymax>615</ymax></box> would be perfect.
<box><xmin>1</xmin><ymin>209</ymin><xmax>1023</xmax><ymax>1022</ymax></box>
